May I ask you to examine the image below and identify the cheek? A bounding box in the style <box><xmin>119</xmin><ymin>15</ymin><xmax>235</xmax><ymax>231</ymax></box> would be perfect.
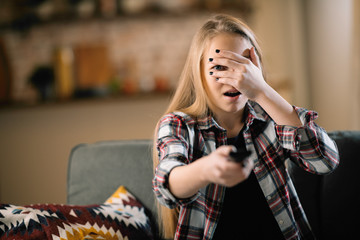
<box><xmin>204</xmin><ymin>76</ymin><xmax>218</xmax><ymax>96</ymax></box>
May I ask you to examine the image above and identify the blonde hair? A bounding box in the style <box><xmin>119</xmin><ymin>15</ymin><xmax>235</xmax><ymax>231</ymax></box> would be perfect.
<box><xmin>153</xmin><ymin>14</ymin><xmax>264</xmax><ymax>238</ymax></box>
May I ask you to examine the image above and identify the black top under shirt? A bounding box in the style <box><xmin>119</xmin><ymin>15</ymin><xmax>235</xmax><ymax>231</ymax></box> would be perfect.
<box><xmin>212</xmin><ymin>131</ymin><xmax>285</xmax><ymax>240</ymax></box>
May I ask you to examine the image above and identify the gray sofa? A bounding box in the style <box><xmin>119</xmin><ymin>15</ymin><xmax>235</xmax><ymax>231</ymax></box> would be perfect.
<box><xmin>67</xmin><ymin>131</ymin><xmax>360</xmax><ymax>239</ymax></box>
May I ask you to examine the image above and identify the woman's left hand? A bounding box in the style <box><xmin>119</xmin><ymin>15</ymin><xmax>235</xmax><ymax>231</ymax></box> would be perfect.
<box><xmin>209</xmin><ymin>47</ymin><xmax>269</xmax><ymax>101</ymax></box>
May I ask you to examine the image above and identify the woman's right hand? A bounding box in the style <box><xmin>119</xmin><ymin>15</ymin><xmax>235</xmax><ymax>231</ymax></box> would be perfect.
<box><xmin>200</xmin><ymin>145</ymin><xmax>254</xmax><ymax>187</ymax></box>
<box><xmin>168</xmin><ymin>145</ymin><xmax>253</xmax><ymax>199</ymax></box>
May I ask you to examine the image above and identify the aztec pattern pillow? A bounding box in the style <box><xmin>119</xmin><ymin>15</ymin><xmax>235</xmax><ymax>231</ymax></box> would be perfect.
<box><xmin>0</xmin><ymin>186</ymin><xmax>153</xmax><ymax>240</ymax></box>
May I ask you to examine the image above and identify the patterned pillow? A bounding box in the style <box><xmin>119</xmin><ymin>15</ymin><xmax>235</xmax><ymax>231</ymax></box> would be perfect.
<box><xmin>0</xmin><ymin>186</ymin><xmax>153</xmax><ymax>240</ymax></box>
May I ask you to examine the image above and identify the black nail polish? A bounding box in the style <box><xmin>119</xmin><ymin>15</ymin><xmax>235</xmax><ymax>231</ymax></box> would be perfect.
<box><xmin>215</xmin><ymin>49</ymin><xmax>220</xmax><ymax>53</ymax></box>
<box><xmin>209</xmin><ymin>58</ymin><xmax>213</xmax><ymax>62</ymax></box>
<box><xmin>209</xmin><ymin>72</ymin><xmax>213</xmax><ymax>75</ymax></box>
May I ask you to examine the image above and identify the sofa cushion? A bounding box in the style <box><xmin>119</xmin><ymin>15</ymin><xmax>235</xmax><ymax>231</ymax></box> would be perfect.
<box><xmin>67</xmin><ymin>140</ymin><xmax>155</xmax><ymax>219</ymax></box>
<box><xmin>0</xmin><ymin>185</ymin><xmax>153</xmax><ymax>240</ymax></box>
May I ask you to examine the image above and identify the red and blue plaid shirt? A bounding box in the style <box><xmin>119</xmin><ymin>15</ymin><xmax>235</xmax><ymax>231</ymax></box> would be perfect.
<box><xmin>153</xmin><ymin>101</ymin><xmax>339</xmax><ymax>240</ymax></box>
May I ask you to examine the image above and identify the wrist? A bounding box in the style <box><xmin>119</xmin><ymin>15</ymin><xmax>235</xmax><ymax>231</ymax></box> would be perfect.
<box><xmin>252</xmin><ymin>84</ymin><xmax>302</xmax><ymax>127</ymax></box>
<box><xmin>195</xmin><ymin>156</ymin><xmax>212</xmax><ymax>186</ymax></box>
<box><xmin>169</xmin><ymin>157</ymin><xmax>210</xmax><ymax>199</ymax></box>
<box><xmin>252</xmin><ymin>82</ymin><xmax>272</xmax><ymax>104</ymax></box>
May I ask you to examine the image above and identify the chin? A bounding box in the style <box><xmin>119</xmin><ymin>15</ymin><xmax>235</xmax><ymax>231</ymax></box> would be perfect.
<box><xmin>221</xmin><ymin>105</ymin><xmax>246</xmax><ymax>115</ymax></box>
<box><xmin>228</xmin><ymin>102</ymin><xmax>247</xmax><ymax>112</ymax></box>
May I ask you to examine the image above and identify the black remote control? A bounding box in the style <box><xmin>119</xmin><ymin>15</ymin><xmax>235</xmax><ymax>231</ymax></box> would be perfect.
<box><xmin>229</xmin><ymin>148</ymin><xmax>252</xmax><ymax>163</ymax></box>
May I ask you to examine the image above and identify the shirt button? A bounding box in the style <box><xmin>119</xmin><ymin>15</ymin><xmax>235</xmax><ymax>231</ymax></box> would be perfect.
<box><xmin>246</xmin><ymin>139</ymin><xmax>251</xmax><ymax>144</ymax></box>
<box><xmin>296</xmin><ymin>134</ymin><xmax>302</xmax><ymax>146</ymax></box>
<box><xmin>266</xmin><ymin>195</ymin><xmax>271</xmax><ymax>200</ymax></box>
<box><xmin>278</xmin><ymin>219</ymin><xmax>284</xmax><ymax>225</ymax></box>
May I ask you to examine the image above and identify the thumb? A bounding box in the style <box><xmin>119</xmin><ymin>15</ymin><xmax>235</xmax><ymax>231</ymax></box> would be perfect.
<box><xmin>216</xmin><ymin>145</ymin><xmax>236</xmax><ymax>157</ymax></box>
<box><xmin>250</xmin><ymin>47</ymin><xmax>261</xmax><ymax>68</ymax></box>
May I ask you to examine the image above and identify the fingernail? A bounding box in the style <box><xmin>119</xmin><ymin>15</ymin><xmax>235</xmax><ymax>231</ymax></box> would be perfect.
<box><xmin>215</xmin><ymin>49</ymin><xmax>220</xmax><ymax>53</ymax></box>
<box><xmin>231</xmin><ymin>146</ymin><xmax>237</xmax><ymax>153</ymax></box>
<box><xmin>209</xmin><ymin>72</ymin><xmax>213</xmax><ymax>75</ymax></box>
<box><xmin>209</xmin><ymin>58</ymin><xmax>213</xmax><ymax>62</ymax></box>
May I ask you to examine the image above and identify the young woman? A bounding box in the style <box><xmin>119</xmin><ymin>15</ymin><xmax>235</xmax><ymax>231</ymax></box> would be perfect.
<box><xmin>152</xmin><ymin>14</ymin><xmax>339</xmax><ymax>240</ymax></box>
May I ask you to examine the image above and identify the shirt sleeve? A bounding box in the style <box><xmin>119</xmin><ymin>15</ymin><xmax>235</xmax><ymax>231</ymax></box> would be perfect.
<box><xmin>152</xmin><ymin>113</ymin><xmax>200</xmax><ymax>209</ymax></box>
<box><xmin>275</xmin><ymin>106</ymin><xmax>340</xmax><ymax>174</ymax></box>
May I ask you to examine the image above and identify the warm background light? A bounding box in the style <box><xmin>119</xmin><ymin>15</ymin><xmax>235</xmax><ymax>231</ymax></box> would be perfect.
<box><xmin>0</xmin><ymin>0</ymin><xmax>359</xmax><ymax>205</ymax></box>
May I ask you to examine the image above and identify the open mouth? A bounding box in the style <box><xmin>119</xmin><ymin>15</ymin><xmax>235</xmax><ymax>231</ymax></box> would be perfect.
<box><xmin>224</xmin><ymin>91</ymin><xmax>241</xmax><ymax>97</ymax></box>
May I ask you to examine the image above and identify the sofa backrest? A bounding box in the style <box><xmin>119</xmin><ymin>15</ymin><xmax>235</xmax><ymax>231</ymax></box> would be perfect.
<box><xmin>67</xmin><ymin>140</ymin><xmax>156</xmax><ymax>219</ymax></box>
<box><xmin>290</xmin><ymin>131</ymin><xmax>360</xmax><ymax>239</ymax></box>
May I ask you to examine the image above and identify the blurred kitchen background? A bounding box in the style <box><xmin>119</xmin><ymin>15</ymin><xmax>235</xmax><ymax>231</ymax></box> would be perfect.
<box><xmin>0</xmin><ymin>0</ymin><xmax>359</xmax><ymax>205</ymax></box>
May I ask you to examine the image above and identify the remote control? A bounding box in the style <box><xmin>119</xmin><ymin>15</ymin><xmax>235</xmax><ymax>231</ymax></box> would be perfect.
<box><xmin>229</xmin><ymin>148</ymin><xmax>252</xmax><ymax>163</ymax></box>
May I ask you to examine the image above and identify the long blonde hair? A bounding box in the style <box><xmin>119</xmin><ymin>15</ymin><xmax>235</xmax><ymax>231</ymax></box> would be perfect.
<box><xmin>153</xmin><ymin>14</ymin><xmax>264</xmax><ymax>238</ymax></box>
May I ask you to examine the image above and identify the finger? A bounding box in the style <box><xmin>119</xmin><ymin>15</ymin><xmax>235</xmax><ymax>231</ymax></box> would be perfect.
<box><xmin>216</xmin><ymin>145</ymin><xmax>236</xmax><ymax>157</ymax></box>
<box><xmin>215</xmin><ymin>77</ymin><xmax>240</xmax><ymax>89</ymax></box>
<box><xmin>210</xmin><ymin>71</ymin><xmax>243</xmax><ymax>85</ymax></box>
<box><xmin>209</xmin><ymin>70</ymin><xmax>234</xmax><ymax>79</ymax></box>
<box><xmin>215</xmin><ymin>49</ymin><xmax>251</xmax><ymax>64</ymax></box>
<box><xmin>208</xmin><ymin>58</ymin><xmax>243</xmax><ymax>72</ymax></box>
<box><xmin>250</xmin><ymin>47</ymin><xmax>260</xmax><ymax>68</ymax></box>
<box><xmin>242</xmin><ymin>158</ymin><xmax>254</xmax><ymax>170</ymax></box>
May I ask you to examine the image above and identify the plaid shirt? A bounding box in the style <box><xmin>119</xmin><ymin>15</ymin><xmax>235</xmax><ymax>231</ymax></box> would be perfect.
<box><xmin>153</xmin><ymin>101</ymin><xmax>339</xmax><ymax>240</ymax></box>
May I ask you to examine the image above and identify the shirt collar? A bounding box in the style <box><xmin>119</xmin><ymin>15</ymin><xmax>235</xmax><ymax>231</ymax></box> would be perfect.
<box><xmin>197</xmin><ymin>101</ymin><xmax>268</xmax><ymax>131</ymax></box>
<box><xmin>245</xmin><ymin>101</ymin><xmax>268</xmax><ymax>126</ymax></box>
